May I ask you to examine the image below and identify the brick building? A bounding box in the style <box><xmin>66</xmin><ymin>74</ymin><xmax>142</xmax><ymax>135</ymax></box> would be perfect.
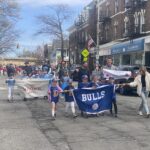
<box><xmin>69</xmin><ymin>0</ymin><xmax>150</xmax><ymax>66</ymax></box>
<box><xmin>97</xmin><ymin>0</ymin><xmax>150</xmax><ymax>66</ymax></box>
<box><xmin>68</xmin><ymin>1</ymin><xmax>97</xmax><ymax>66</ymax></box>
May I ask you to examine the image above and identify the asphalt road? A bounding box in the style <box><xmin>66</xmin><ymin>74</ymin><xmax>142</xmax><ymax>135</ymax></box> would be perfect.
<box><xmin>1</xmin><ymin>76</ymin><xmax>150</xmax><ymax>150</ymax></box>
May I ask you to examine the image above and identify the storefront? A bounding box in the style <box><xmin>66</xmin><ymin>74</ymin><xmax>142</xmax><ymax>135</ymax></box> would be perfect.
<box><xmin>111</xmin><ymin>38</ymin><xmax>145</xmax><ymax>66</ymax></box>
<box><xmin>145</xmin><ymin>36</ymin><xmax>150</xmax><ymax>66</ymax></box>
<box><xmin>98</xmin><ymin>42</ymin><xmax>117</xmax><ymax>65</ymax></box>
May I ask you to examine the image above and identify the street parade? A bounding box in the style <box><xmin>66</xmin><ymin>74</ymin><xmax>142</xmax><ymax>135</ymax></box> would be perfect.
<box><xmin>1</xmin><ymin>0</ymin><xmax>150</xmax><ymax>150</ymax></box>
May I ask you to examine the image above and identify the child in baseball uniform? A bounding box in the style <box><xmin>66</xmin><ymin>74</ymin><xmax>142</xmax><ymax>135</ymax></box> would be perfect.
<box><xmin>48</xmin><ymin>78</ymin><xmax>63</xmax><ymax>120</ymax></box>
<box><xmin>64</xmin><ymin>79</ymin><xmax>77</xmax><ymax>118</ymax></box>
<box><xmin>5</xmin><ymin>73</ymin><xmax>15</xmax><ymax>102</ymax></box>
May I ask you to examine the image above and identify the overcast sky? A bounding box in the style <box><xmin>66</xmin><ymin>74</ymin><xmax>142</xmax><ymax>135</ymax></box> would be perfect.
<box><xmin>16</xmin><ymin>0</ymin><xmax>92</xmax><ymax>51</ymax></box>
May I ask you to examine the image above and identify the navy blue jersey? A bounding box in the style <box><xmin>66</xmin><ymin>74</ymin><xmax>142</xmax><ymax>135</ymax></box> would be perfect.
<box><xmin>49</xmin><ymin>86</ymin><xmax>61</xmax><ymax>103</ymax></box>
<box><xmin>78</xmin><ymin>82</ymin><xmax>90</xmax><ymax>89</ymax></box>
<box><xmin>64</xmin><ymin>85</ymin><xmax>74</xmax><ymax>102</ymax></box>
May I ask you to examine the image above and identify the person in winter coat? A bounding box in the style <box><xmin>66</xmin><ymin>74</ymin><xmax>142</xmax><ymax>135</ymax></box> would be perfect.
<box><xmin>78</xmin><ymin>62</ymin><xmax>90</xmax><ymax>83</ymax></box>
<box><xmin>125</xmin><ymin>66</ymin><xmax>150</xmax><ymax>118</ymax></box>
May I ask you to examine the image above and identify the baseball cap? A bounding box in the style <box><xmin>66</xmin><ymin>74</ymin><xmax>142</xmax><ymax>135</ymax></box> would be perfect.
<box><xmin>82</xmin><ymin>75</ymin><xmax>88</xmax><ymax>79</ymax></box>
<box><xmin>52</xmin><ymin>78</ymin><xmax>59</xmax><ymax>82</ymax></box>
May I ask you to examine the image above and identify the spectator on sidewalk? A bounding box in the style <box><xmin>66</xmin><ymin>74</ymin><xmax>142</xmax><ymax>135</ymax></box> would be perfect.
<box><xmin>92</xmin><ymin>64</ymin><xmax>102</xmax><ymax>80</ymax></box>
<box><xmin>6</xmin><ymin>64</ymin><xmax>15</xmax><ymax>77</ymax></box>
<box><xmin>78</xmin><ymin>62</ymin><xmax>90</xmax><ymax>83</ymax></box>
<box><xmin>103</xmin><ymin>58</ymin><xmax>117</xmax><ymax>70</ymax></box>
<box><xmin>71</xmin><ymin>65</ymin><xmax>80</xmax><ymax>82</ymax></box>
<box><xmin>24</xmin><ymin>61</ymin><xmax>32</xmax><ymax>76</ymax></box>
<box><xmin>42</xmin><ymin>61</ymin><xmax>50</xmax><ymax>73</ymax></box>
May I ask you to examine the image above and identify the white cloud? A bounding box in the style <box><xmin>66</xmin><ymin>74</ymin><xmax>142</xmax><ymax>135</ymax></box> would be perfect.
<box><xmin>17</xmin><ymin>0</ymin><xmax>92</xmax><ymax>7</ymax></box>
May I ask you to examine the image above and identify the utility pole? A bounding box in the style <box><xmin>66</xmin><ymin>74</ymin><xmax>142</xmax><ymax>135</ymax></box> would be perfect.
<box><xmin>95</xmin><ymin>0</ymin><xmax>99</xmax><ymax>64</ymax></box>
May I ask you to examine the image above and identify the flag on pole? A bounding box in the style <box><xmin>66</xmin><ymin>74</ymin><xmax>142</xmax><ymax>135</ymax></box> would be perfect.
<box><xmin>88</xmin><ymin>35</ymin><xmax>96</xmax><ymax>50</ymax></box>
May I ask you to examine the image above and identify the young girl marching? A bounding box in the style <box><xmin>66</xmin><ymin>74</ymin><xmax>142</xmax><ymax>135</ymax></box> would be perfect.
<box><xmin>64</xmin><ymin>79</ymin><xmax>77</xmax><ymax>118</ymax></box>
<box><xmin>48</xmin><ymin>78</ymin><xmax>63</xmax><ymax>120</ymax></box>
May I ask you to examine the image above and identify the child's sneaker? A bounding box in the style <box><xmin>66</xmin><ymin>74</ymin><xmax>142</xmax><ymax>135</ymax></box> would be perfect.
<box><xmin>73</xmin><ymin>114</ymin><xmax>77</xmax><ymax>118</ymax></box>
<box><xmin>114</xmin><ymin>114</ymin><xmax>118</xmax><ymax>118</ymax></box>
<box><xmin>52</xmin><ymin>116</ymin><xmax>56</xmax><ymax>120</ymax></box>
<box><xmin>65</xmin><ymin>113</ymin><xmax>69</xmax><ymax>117</ymax></box>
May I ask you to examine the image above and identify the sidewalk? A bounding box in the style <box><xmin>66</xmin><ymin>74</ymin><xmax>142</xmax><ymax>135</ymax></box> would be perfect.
<box><xmin>0</xmin><ymin>95</ymin><xmax>55</xmax><ymax>150</ymax></box>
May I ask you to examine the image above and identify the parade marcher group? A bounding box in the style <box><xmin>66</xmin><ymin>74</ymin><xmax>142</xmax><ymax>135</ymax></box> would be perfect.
<box><xmin>2</xmin><ymin>57</ymin><xmax>150</xmax><ymax>120</ymax></box>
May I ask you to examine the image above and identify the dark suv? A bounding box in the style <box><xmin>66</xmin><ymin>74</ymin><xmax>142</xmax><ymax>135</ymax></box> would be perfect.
<box><xmin>115</xmin><ymin>65</ymin><xmax>140</xmax><ymax>95</ymax></box>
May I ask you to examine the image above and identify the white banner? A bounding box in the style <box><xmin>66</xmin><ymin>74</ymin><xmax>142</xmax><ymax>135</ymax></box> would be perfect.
<box><xmin>103</xmin><ymin>69</ymin><xmax>132</xmax><ymax>80</ymax></box>
<box><xmin>16</xmin><ymin>79</ymin><xmax>49</xmax><ymax>98</ymax></box>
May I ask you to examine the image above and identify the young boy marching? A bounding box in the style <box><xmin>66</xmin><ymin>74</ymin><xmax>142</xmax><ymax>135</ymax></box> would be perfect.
<box><xmin>108</xmin><ymin>77</ymin><xmax>118</xmax><ymax>117</ymax></box>
<box><xmin>90</xmin><ymin>75</ymin><xmax>102</xmax><ymax>88</ymax></box>
<box><xmin>78</xmin><ymin>75</ymin><xmax>90</xmax><ymax>89</ymax></box>
<box><xmin>78</xmin><ymin>75</ymin><xmax>90</xmax><ymax>117</ymax></box>
<box><xmin>48</xmin><ymin>78</ymin><xmax>63</xmax><ymax>120</ymax></box>
<box><xmin>64</xmin><ymin>79</ymin><xmax>77</xmax><ymax>118</ymax></box>
<box><xmin>5</xmin><ymin>73</ymin><xmax>16</xmax><ymax>102</ymax></box>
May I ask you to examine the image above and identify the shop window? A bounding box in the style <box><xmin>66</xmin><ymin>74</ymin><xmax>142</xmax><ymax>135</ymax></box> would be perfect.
<box><xmin>122</xmin><ymin>54</ymin><xmax>131</xmax><ymax>65</ymax></box>
<box><xmin>113</xmin><ymin>55</ymin><xmax>120</xmax><ymax>66</ymax></box>
<box><xmin>145</xmin><ymin>52</ymin><xmax>150</xmax><ymax>66</ymax></box>
<box><xmin>131</xmin><ymin>52</ymin><xmax>142</xmax><ymax>65</ymax></box>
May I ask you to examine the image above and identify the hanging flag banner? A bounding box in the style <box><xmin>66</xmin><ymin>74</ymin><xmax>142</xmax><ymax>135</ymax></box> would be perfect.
<box><xmin>73</xmin><ymin>85</ymin><xmax>114</xmax><ymax>114</ymax></box>
<box><xmin>103</xmin><ymin>69</ymin><xmax>132</xmax><ymax>80</ymax></box>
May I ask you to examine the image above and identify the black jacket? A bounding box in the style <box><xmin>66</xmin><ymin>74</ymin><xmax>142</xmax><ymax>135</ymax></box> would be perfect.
<box><xmin>78</xmin><ymin>67</ymin><xmax>90</xmax><ymax>82</ymax></box>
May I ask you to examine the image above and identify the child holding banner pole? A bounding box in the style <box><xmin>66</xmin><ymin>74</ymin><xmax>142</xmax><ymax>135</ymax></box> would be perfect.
<box><xmin>48</xmin><ymin>78</ymin><xmax>63</xmax><ymax>120</ymax></box>
<box><xmin>108</xmin><ymin>77</ymin><xmax>118</xmax><ymax>117</ymax></box>
<box><xmin>78</xmin><ymin>75</ymin><xmax>90</xmax><ymax>117</ymax></box>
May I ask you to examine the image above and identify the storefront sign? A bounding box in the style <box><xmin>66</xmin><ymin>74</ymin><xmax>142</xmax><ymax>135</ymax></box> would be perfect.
<box><xmin>111</xmin><ymin>39</ymin><xmax>144</xmax><ymax>54</ymax></box>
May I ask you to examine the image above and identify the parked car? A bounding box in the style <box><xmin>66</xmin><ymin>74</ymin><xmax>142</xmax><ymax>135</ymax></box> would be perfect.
<box><xmin>115</xmin><ymin>65</ymin><xmax>140</xmax><ymax>95</ymax></box>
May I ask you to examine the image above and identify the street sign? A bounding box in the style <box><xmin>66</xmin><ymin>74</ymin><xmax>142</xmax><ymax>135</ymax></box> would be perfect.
<box><xmin>81</xmin><ymin>49</ymin><xmax>89</xmax><ymax>57</ymax></box>
<box><xmin>83</xmin><ymin>57</ymin><xmax>88</xmax><ymax>62</ymax></box>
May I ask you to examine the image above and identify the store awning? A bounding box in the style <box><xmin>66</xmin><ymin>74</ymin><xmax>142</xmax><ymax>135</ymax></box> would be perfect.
<box><xmin>111</xmin><ymin>38</ymin><xmax>145</xmax><ymax>55</ymax></box>
<box><xmin>98</xmin><ymin>41</ymin><xmax>119</xmax><ymax>56</ymax></box>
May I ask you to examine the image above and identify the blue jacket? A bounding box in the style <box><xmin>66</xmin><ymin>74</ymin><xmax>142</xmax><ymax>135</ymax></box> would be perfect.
<box><xmin>6</xmin><ymin>79</ymin><xmax>15</xmax><ymax>86</ymax></box>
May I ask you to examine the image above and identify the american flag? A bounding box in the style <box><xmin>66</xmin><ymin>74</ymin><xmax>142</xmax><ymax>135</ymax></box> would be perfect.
<box><xmin>88</xmin><ymin>35</ymin><xmax>95</xmax><ymax>50</ymax></box>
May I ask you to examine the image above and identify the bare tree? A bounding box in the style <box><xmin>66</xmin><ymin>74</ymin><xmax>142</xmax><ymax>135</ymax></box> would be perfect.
<box><xmin>0</xmin><ymin>0</ymin><xmax>19</xmax><ymax>55</ymax></box>
<box><xmin>18</xmin><ymin>45</ymin><xmax>44</xmax><ymax>60</ymax></box>
<box><xmin>36</xmin><ymin>4</ymin><xmax>72</xmax><ymax>61</ymax></box>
